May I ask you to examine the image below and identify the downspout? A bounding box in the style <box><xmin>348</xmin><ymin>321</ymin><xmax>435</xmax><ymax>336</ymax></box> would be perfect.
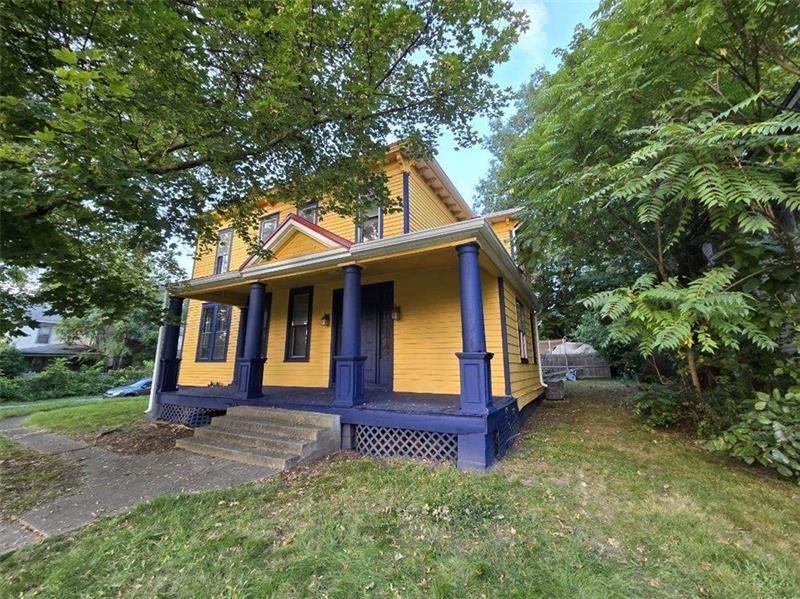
<box><xmin>532</xmin><ymin>311</ymin><xmax>547</xmax><ymax>390</ymax></box>
<box><xmin>146</xmin><ymin>290</ymin><xmax>169</xmax><ymax>419</ymax></box>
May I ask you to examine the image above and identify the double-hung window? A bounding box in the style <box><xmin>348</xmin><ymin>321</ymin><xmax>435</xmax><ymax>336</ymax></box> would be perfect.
<box><xmin>285</xmin><ymin>287</ymin><xmax>313</xmax><ymax>361</ymax></box>
<box><xmin>213</xmin><ymin>229</ymin><xmax>233</xmax><ymax>274</ymax></box>
<box><xmin>356</xmin><ymin>204</ymin><xmax>381</xmax><ymax>242</ymax></box>
<box><xmin>197</xmin><ymin>304</ymin><xmax>231</xmax><ymax>361</ymax></box>
<box><xmin>259</xmin><ymin>213</ymin><xmax>280</xmax><ymax>243</ymax></box>
<box><xmin>516</xmin><ymin>300</ymin><xmax>529</xmax><ymax>364</ymax></box>
<box><xmin>298</xmin><ymin>202</ymin><xmax>318</xmax><ymax>224</ymax></box>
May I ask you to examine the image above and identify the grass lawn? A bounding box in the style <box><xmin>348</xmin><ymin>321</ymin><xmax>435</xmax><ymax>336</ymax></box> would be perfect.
<box><xmin>0</xmin><ymin>396</ymin><xmax>106</xmax><ymax>421</ymax></box>
<box><xmin>22</xmin><ymin>397</ymin><xmax>148</xmax><ymax>437</ymax></box>
<box><xmin>2</xmin><ymin>381</ymin><xmax>799</xmax><ymax>597</ymax></box>
<box><xmin>0</xmin><ymin>436</ymin><xmax>81</xmax><ymax>519</ymax></box>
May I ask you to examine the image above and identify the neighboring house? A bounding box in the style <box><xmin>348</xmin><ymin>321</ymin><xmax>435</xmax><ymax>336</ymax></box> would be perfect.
<box><xmin>9</xmin><ymin>306</ymin><xmax>91</xmax><ymax>371</ymax></box>
<box><xmin>150</xmin><ymin>147</ymin><xmax>543</xmax><ymax>470</ymax></box>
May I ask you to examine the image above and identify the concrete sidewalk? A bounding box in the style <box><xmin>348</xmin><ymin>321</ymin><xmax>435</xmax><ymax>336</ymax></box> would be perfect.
<box><xmin>0</xmin><ymin>417</ymin><xmax>275</xmax><ymax>554</ymax></box>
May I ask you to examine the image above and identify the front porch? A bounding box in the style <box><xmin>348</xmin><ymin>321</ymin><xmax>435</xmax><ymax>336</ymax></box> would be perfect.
<box><xmin>159</xmin><ymin>385</ymin><xmax>520</xmax><ymax>468</ymax></box>
<box><xmin>151</xmin><ymin>234</ymin><xmax>528</xmax><ymax>469</ymax></box>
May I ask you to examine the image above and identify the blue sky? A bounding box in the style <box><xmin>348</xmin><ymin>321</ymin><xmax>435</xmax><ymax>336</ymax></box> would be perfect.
<box><xmin>435</xmin><ymin>0</ymin><xmax>599</xmax><ymax>210</ymax></box>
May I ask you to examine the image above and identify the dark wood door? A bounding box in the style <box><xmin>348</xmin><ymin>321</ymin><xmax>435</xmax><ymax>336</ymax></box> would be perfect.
<box><xmin>330</xmin><ymin>282</ymin><xmax>393</xmax><ymax>389</ymax></box>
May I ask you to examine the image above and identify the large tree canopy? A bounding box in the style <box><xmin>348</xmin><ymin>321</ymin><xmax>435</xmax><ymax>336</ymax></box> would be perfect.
<box><xmin>0</xmin><ymin>0</ymin><xmax>526</xmax><ymax>333</ymax></box>
<box><xmin>481</xmin><ymin>0</ymin><xmax>798</xmax><ymax>389</ymax></box>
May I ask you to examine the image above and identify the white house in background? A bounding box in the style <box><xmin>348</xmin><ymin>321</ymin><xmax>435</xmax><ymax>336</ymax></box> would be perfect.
<box><xmin>8</xmin><ymin>306</ymin><xmax>92</xmax><ymax>371</ymax></box>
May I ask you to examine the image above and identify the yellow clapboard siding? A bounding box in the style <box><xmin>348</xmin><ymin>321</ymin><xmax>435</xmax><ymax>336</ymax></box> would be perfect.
<box><xmin>500</xmin><ymin>280</ymin><xmax>543</xmax><ymax>408</ymax></box>
<box><xmin>271</xmin><ymin>232</ymin><xmax>329</xmax><ymax>261</ymax></box>
<box><xmin>179</xmin><ymin>262</ymin><xmax>512</xmax><ymax>396</ymax></box>
<box><xmin>191</xmin><ymin>163</ymin><xmax>408</xmax><ymax>278</ymax></box>
<box><xmin>490</xmin><ymin>219</ymin><xmax>517</xmax><ymax>257</ymax></box>
<box><xmin>178</xmin><ymin>299</ymin><xmax>240</xmax><ymax>386</ymax></box>
<box><xmin>408</xmin><ymin>168</ymin><xmax>459</xmax><ymax>231</ymax></box>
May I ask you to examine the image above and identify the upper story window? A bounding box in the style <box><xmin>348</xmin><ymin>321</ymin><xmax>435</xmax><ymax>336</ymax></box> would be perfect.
<box><xmin>35</xmin><ymin>325</ymin><xmax>52</xmax><ymax>344</ymax></box>
<box><xmin>197</xmin><ymin>304</ymin><xmax>231</xmax><ymax>361</ymax></box>
<box><xmin>516</xmin><ymin>300</ymin><xmax>529</xmax><ymax>364</ymax></box>
<box><xmin>259</xmin><ymin>213</ymin><xmax>280</xmax><ymax>243</ymax></box>
<box><xmin>356</xmin><ymin>204</ymin><xmax>381</xmax><ymax>243</ymax></box>
<box><xmin>213</xmin><ymin>228</ymin><xmax>233</xmax><ymax>274</ymax></box>
<box><xmin>298</xmin><ymin>202</ymin><xmax>318</xmax><ymax>225</ymax></box>
<box><xmin>285</xmin><ymin>287</ymin><xmax>313</xmax><ymax>361</ymax></box>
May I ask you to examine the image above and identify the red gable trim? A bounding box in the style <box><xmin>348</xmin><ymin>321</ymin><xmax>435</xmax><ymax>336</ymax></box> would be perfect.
<box><xmin>239</xmin><ymin>213</ymin><xmax>351</xmax><ymax>270</ymax></box>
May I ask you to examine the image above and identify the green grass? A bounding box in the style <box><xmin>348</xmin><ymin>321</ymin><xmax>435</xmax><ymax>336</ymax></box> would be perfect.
<box><xmin>2</xmin><ymin>381</ymin><xmax>799</xmax><ymax>597</ymax></box>
<box><xmin>0</xmin><ymin>396</ymin><xmax>106</xmax><ymax>421</ymax></box>
<box><xmin>22</xmin><ymin>397</ymin><xmax>148</xmax><ymax>437</ymax></box>
<box><xmin>0</xmin><ymin>436</ymin><xmax>80</xmax><ymax>518</ymax></box>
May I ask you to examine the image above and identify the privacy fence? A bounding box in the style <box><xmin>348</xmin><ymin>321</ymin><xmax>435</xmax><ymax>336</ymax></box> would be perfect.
<box><xmin>538</xmin><ymin>339</ymin><xmax>611</xmax><ymax>379</ymax></box>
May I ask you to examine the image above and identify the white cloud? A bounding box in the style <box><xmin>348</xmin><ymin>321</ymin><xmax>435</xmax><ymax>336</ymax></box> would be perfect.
<box><xmin>512</xmin><ymin>0</ymin><xmax>549</xmax><ymax>64</ymax></box>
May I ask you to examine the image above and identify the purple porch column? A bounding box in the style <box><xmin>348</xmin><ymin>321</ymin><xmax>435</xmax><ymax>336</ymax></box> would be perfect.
<box><xmin>158</xmin><ymin>296</ymin><xmax>184</xmax><ymax>393</ymax></box>
<box><xmin>333</xmin><ymin>265</ymin><xmax>366</xmax><ymax>407</ymax></box>
<box><xmin>455</xmin><ymin>242</ymin><xmax>496</xmax><ymax>471</ymax></box>
<box><xmin>455</xmin><ymin>242</ymin><xmax>494</xmax><ymax>414</ymax></box>
<box><xmin>236</xmin><ymin>283</ymin><xmax>266</xmax><ymax>399</ymax></box>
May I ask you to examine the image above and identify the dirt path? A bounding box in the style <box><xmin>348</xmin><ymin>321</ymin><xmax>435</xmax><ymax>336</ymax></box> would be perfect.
<box><xmin>0</xmin><ymin>417</ymin><xmax>275</xmax><ymax>554</ymax></box>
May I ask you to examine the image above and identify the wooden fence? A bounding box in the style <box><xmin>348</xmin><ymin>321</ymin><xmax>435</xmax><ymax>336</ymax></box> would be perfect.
<box><xmin>540</xmin><ymin>354</ymin><xmax>611</xmax><ymax>379</ymax></box>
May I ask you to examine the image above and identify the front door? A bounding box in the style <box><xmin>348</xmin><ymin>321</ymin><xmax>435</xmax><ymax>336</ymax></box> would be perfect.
<box><xmin>331</xmin><ymin>281</ymin><xmax>393</xmax><ymax>389</ymax></box>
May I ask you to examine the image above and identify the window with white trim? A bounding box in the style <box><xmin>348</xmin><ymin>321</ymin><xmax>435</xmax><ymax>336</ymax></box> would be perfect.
<box><xmin>516</xmin><ymin>300</ymin><xmax>529</xmax><ymax>363</ymax></box>
<box><xmin>259</xmin><ymin>213</ymin><xmax>280</xmax><ymax>243</ymax></box>
<box><xmin>356</xmin><ymin>204</ymin><xmax>381</xmax><ymax>242</ymax></box>
<box><xmin>298</xmin><ymin>202</ymin><xmax>318</xmax><ymax>224</ymax></box>
<box><xmin>213</xmin><ymin>229</ymin><xmax>233</xmax><ymax>274</ymax></box>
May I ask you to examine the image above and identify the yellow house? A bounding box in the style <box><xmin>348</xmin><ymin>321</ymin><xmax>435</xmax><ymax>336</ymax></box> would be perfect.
<box><xmin>150</xmin><ymin>148</ymin><xmax>543</xmax><ymax>469</ymax></box>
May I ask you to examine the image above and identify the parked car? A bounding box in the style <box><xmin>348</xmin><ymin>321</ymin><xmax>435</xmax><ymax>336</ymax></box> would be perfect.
<box><xmin>104</xmin><ymin>378</ymin><xmax>152</xmax><ymax>397</ymax></box>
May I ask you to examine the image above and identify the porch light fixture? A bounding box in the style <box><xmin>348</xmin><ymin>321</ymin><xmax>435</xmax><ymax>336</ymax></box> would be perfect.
<box><xmin>320</xmin><ymin>313</ymin><xmax>331</xmax><ymax>327</ymax></box>
<box><xmin>391</xmin><ymin>306</ymin><xmax>402</xmax><ymax>321</ymax></box>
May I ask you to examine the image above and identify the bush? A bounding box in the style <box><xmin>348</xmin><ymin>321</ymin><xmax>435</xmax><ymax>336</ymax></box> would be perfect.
<box><xmin>0</xmin><ymin>359</ymin><xmax>151</xmax><ymax>403</ymax></box>
<box><xmin>0</xmin><ymin>345</ymin><xmax>27</xmax><ymax>377</ymax></box>
<box><xmin>0</xmin><ymin>377</ymin><xmax>24</xmax><ymax>402</ymax></box>
<box><xmin>709</xmin><ymin>388</ymin><xmax>800</xmax><ymax>483</ymax></box>
<box><xmin>632</xmin><ymin>383</ymin><xmax>690</xmax><ymax>428</ymax></box>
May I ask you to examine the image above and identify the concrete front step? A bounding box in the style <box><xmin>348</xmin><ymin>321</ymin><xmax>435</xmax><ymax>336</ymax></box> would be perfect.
<box><xmin>226</xmin><ymin>406</ymin><xmax>334</xmax><ymax>428</ymax></box>
<box><xmin>194</xmin><ymin>427</ymin><xmax>310</xmax><ymax>454</ymax></box>
<box><xmin>176</xmin><ymin>437</ymin><xmax>299</xmax><ymax>469</ymax></box>
<box><xmin>210</xmin><ymin>416</ymin><xmax>322</xmax><ymax>441</ymax></box>
<box><xmin>176</xmin><ymin>407</ymin><xmax>341</xmax><ymax>472</ymax></box>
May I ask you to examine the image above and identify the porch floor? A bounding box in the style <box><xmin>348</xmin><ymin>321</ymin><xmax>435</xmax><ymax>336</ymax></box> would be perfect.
<box><xmin>168</xmin><ymin>385</ymin><xmax>465</xmax><ymax>414</ymax></box>
<box><xmin>159</xmin><ymin>385</ymin><xmax>515</xmax><ymax>435</ymax></box>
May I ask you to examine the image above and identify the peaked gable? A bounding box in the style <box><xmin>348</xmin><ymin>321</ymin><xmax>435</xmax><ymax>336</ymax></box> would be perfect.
<box><xmin>240</xmin><ymin>214</ymin><xmax>351</xmax><ymax>270</ymax></box>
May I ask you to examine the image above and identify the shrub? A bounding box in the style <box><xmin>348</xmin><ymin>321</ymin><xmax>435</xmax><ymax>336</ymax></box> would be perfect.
<box><xmin>0</xmin><ymin>377</ymin><xmax>24</xmax><ymax>402</ymax></box>
<box><xmin>632</xmin><ymin>383</ymin><xmax>690</xmax><ymax>428</ymax></box>
<box><xmin>0</xmin><ymin>345</ymin><xmax>27</xmax><ymax>377</ymax></box>
<box><xmin>0</xmin><ymin>360</ymin><xmax>151</xmax><ymax>403</ymax></box>
<box><xmin>709</xmin><ymin>388</ymin><xmax>800</xmax><ymax>483</ymax></box>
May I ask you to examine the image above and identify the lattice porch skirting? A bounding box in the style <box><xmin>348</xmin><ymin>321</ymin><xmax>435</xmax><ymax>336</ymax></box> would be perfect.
<box><xmin>157</xmin><ymin>404</ymin><xmax>225</xmax><ymax>428</ymax></box>
<box><xmin>355</xmin><ymin>425</ymin><xmax>458</xmax><ymax>463</ymax></box>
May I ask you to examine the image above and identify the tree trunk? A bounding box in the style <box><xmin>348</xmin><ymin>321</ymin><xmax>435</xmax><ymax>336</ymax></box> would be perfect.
<box><xmin>685</xmin><ymin>347</ymin><xmax>702</xmax><ymax>393</ymax></box>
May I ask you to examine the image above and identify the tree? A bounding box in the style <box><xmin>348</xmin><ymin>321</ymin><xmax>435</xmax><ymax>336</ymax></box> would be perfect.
<box><xmin>481</xmin><ymin>0</ymin><xmax>799</xmax><ymax>391</ymax></box>
<box><xmin>58</xmin><ymin>298</ymin><xmax>163</xmax><ymax>368</ymax></box>
<box><xmin>0</xmin><ymin>0</ymin><xmax>527</xmax><ymax>334</ymax></box>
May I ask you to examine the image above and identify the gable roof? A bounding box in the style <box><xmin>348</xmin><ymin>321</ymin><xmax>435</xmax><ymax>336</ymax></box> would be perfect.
<box><xmin>239</xmin><ymin>214</ymin><xmax>351</xmax><ymax>270</ymax></box>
